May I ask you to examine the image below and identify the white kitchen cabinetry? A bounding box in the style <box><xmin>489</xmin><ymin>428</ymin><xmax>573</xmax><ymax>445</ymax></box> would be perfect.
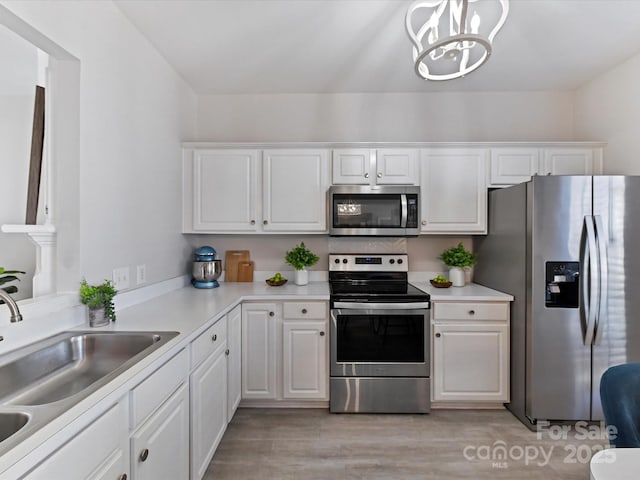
<box><xmin>282</xmin><ymin>302</ymin><xmax>328</xmax><ymax>399</ymax></box>
<box><xmin>242</xmin><ymin>301</ymin><xmax>329</xmax><ymax>404</ymax></box>
<box><xmin>189</xmin><ymin>314</ymin><xmax>228</xmax><ymax>480</ymax></box>
<box><xmin>183</xmin><ymin>148</ymin><xmax>260</xmax><ymax>232</ymax></box>
<box><xmin>432</xmin><ymin>301</ymin><xmax>509</xmax><ymax>404</ymax></box>
<box><xmin>332</xmin><ymin>148</ymin><xmax>419</xmax><ymax>185</ymax></box>
<box><xmin>227</xmin><ymin>305</ymin><xmax>242</xmax><ymax>420</ymax></box>
<box><xmin>183</xmin><ymin>147</ymin><xmax>329</xmax><ymax>233</ymax></box>
<box><xmin>262</xmin><ymin>149</ymin><xmax>329</xmax><ymax>231</ymax></box>
<box><xmin>130</xmin><ymin>349</ymin><xmax>190</xmax><ymax>480</ymax></box>
<box><xmin>420</xmin><ymin>148</ymin><xmax>488</xmax><ymax>234</ymax></box>
<box><xmin>242</xmin><ymin>303</ymin><xmax>278</xmax><ymax>399</ymax></box>
<box><xmin>489</xmin><ymin>146</ymin><xmax>603</xmax><ymax>186</ymax></box>
<box><xmin>23</xmin><ymin>400</ymin><xmax>129</xmax><ymax>480</ymax></box>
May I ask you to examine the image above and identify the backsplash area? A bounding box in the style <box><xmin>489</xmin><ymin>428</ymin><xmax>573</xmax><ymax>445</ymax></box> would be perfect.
<box><xmin>186</xmin><ymin>235</ymin><xmax>472</xmax><ymax>276</ymax></box>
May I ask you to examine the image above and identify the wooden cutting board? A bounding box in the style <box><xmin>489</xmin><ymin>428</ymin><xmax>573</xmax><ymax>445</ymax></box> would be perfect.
<box><xmin>225</xmin><ymin>250</ymin><xmax>250</xmax><ymax>282</ymax></box>
<box><xmin>237</xmin><ymin>261</ymin><xmax>254</xmax><ymax>282</ymax></box>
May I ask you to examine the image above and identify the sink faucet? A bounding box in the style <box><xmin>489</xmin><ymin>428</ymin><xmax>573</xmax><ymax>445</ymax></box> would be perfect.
<box><xmin>0</xmin><ymin>290</ymin><xmax>23</xmax><ymax>322</ymax></box>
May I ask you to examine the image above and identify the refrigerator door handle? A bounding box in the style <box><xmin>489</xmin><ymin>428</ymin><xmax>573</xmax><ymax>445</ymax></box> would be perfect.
<box><xmin>593</xmin><ymin>215</ymin><xmax>608</xmax><ymax>345</ymax></box>
<box><xmin>581</xmin><ymin>215</ymin><xmax>599</xmax><ymax>345</ymax></box>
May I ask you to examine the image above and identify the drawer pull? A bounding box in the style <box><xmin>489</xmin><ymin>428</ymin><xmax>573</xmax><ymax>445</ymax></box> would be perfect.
<box><xmin>364</xmin><ymin>172</ymin><xmax>369</xmax><ymax>178</ymax></box>
<box><xmin>139</xmin><ymin>448</ymin><xmax>149</xmax><ymax>462</ymax></box>
<box><xmin>212</xmin><ymin>334</ymin><xmax>217</xmax><ymax>342</ymax></box>
<box><xmin>250</xmin><ymin>220</ymin><xmax>256</xmax><ymax>225</ymax></box>
<box><xmin>319</xmin><ymin>331</ymin><xmax>325</xmax><ymax>336</ymax></box>
<box><xmin>468</xmin><ymin>310</ymin><xmax>475</xmax><ymax>315</ymax></box>
<box><xmin>225</xmin><ymin>348</ymin><xmax>230</xmax><ymax>355</ymax></box>
<box><xmin>269</xmin><ymin>311</ymin><xmax>275</xmax><ymax>317</ymax></box>
<box><xmin>435</xmin><ymin>333</ymin><xmax>441</xmax><ymax>338</ymax></box>
<box><xmin>302</xmin><ymin>308</ymin><xmax>308</xmax><ymax>314</ymax></box>
<box><xmin>118</xmin><ymin>475</ymin><xmax>128</xmax><ymax>480</ymax></box>
<box><xmin>377</xmin><ymin>172</ymin><xmax>382</xmax><ymax>178</ymax></box>
<box><xmin>263</xmin><ymin>220</ymin><xmax>268</xmax><ymax>225</ymax></box>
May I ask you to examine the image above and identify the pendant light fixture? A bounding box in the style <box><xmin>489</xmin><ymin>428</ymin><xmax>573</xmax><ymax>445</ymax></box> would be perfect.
<box><xmin>405</xmin><ymin>0</ymin><xmax>509</xmax><ymax>81</ymax></box>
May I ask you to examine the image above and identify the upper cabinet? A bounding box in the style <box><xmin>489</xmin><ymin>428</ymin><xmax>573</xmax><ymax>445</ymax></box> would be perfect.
<box><xmin>420</xmin><ymin>148</ymin><xmax>488</xmax><ymax>234</ymax></box>
<box><xmin>183</xmin><ymin>147</ymin><xmax>329</xmax><ymax>234</ymax></box>
<box><xmin>332</xmin><ymin>148</ymin><xmax>419</xmax><ymax>185</ymax></box>
<box><xmin>489</xmin><ymin>146</ymin><xmax>603</xmax><ymax>187</ymax></box>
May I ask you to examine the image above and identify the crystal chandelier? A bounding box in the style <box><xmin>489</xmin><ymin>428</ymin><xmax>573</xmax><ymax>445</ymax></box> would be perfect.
<box><xmin>405</xmin><ymin>0</ymin><xmax>509</xmax><ymax>81</ymax></box>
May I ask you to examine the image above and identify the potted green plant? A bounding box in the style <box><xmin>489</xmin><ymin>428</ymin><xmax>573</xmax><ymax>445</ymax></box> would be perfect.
<box><xmin>438</xmin><ymin>242</ymin><xmax>477</xmax><ymax>287</ymax></box>
<box><xmin>79</xmin><ymin>279</ymin><xmax>117</xmax><ymax>326</ymax></box>
<box><xmin>285</xmin><ymin>242</ymin><xmax>319</xmax><ymax>286</ymax></box>
<box><xmin>0</xmin><ymin>267</ymin><xmax>25</xmax><ymax>302</ymax></box>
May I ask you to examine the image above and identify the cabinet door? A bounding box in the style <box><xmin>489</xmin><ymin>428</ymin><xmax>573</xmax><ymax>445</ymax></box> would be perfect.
<box><xmin>262</xmin><ymin>149</ymin><xmax>329</xmax><ymax>231</ymax></box>
<box><xmin>190</xmin><ymin>349</ymin><xmax>228</xmax><ymax>480</ymax></box>
<box><xmin>332</xmin><ymin>148</ymin><xmax>372</xmax><ymax>184</ymax></box>
<box><xmin>542</xmin><ymin>147</ymin><xmax>596</xmax><ymax>175</ymax></box>
<box><xmin>489</xmin><ymin>148</ymin><xmax>540</xmax><ymax>186</ymax></box>
<box><xmin>242</xmin><ymin>303</ymin><xmax>277</xmax><ymax>399</ymax></box>
<box><xmin>227</xmin><ymin>305</ymin><xmax>242</xmax><ymax>421</ymax></box>
<box><xmin>282</xmin><ymin>319</ymin><xmax>327</xmax><ymax>399</ymax></box>
<box><xmin>375</xmin><ymin>148</ymin><xmax>419</xmax><ymax>185</ymax></box>
<box><xmin>432</xmin><ymin>323</ymin><xmax>509</xmax><ymax>402</ymax></box>
<box><xmin>24</xmin><ymin>401</ymin><xmax>129</xmax><ymax>480</ymax></box>
<box><xmin>420</xmin><ymin>148</ymin><xmax>488</xmax><ymax>233</ymax></box>
<box><xmin>187</xmin><ymin>149</ymin><xmax>260</xmax><ymax>232</ymax></box>
<box><xmin>131</xmin><ymin>383</ymin><xmax>189</xmax><ymax>480</ymax></box>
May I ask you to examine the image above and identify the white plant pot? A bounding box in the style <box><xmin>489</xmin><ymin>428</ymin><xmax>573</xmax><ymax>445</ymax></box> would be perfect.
<box><xmin>464</xmin><ymin>266</ymin><xmax>474</xmax><ymax>284</ymax></box>
<box><xmin>294</xmin><ymin>268</ymin><xmax>309</xmax><ymax>286</ymax></box>
<box><xmin>449</xmin><ymin>267</ymin><xmax>465</xmax><ymax>287</ymax></box>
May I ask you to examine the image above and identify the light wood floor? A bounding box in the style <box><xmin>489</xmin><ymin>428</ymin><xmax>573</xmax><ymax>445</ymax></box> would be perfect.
<box><xmin>206</xmin><ymin>408</ymin><xmax>606</xmax><ymax>479</ymax></box>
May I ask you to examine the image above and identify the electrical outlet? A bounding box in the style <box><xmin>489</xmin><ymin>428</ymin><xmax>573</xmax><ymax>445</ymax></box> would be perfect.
<box><xmin>136</xmin><ymin>264</ymin><xmax>146</xmax><ymax>285</ymax></box>
<box><xmin>112</xmin><ymin>266</ymin><xmax>130</xmax><ymax>290</ymax></box>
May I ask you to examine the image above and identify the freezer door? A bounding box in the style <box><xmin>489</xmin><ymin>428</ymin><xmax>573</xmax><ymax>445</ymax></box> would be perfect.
<box><xmin>527</xmin><ymin>176</ymin><xmax>592</xmax><ymax>421</ymax></box>
<box><xmin>591</xmin><ymin>176</ymin><xmax>640</xmax><ymax>420</ymax></box>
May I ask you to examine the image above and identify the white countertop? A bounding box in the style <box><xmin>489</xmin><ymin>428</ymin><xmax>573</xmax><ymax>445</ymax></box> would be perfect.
<box><xmin>412</xmin><ymin>282</ymin><xmax>514</xmax><ymax>301</ymax></box>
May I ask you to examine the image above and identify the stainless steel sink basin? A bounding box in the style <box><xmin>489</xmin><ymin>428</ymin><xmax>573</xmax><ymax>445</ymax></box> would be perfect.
<box><xmin>0</xmin><ymin>412</ymin><xmax>29</xmax><ymax>443</ymax></box>
<box><xmin>0</xmin><ymin>330</ymin><xmax>179</xmax><ymax>455</ymax></box>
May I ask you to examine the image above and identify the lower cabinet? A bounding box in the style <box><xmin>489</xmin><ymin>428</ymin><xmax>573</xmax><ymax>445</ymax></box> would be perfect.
<box><xmin>242</xmin><ymin>301</ymin><xmax>328</xmax><ymax>402</ymax></box>
<box><xmin>431</xmin><ymin>301</ymin><xmax>510</xmax><ymax>404</ymax></box>
<box><xmin>23</xmin><ymin>400</ymin><xmax>129</xmax><ymax>479</ymax></box>
<box><xmin>131</xmin><ymin>383</ymin><xmax>190</xmax><ymax>480</ymax></box>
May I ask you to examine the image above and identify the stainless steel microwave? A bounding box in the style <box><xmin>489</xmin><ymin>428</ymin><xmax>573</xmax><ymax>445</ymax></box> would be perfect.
<box><xmin>328</xmin><ymin>185</ymin><xmax>420</xmax><ymax>236</ymax></box>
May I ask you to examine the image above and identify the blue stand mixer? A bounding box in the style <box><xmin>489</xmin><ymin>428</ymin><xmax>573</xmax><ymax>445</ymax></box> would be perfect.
<box><xmin>191</xmin><ymin>246</ymin><xmax>222</xmax><ymax>288</ymax></box>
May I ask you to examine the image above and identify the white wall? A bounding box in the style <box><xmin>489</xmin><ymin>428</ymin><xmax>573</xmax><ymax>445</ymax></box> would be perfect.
<box><xmin>1</xmin><ymin>0</ymin><xmax>198</xmax><ymax>292</ymax></box>
<box><xmin>196</xmin><ymin>91</ymin><xmax>575</xmax><ymax>142</ymax></box>
<box><xmin>574</xmin><ymin>52</ymin><xmax>640</xmax><ymax>174</ymax></box>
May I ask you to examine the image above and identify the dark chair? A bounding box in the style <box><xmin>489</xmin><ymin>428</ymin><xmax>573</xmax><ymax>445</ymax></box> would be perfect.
<box><xmin>600</xmin><ymin>362</ymin><xmax>640</xmax><ymax>447</ymax></box>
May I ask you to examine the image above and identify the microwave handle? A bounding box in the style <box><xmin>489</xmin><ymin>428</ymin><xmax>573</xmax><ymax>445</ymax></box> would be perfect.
<box><xmin>400</xmin><ymin>194</ymin><xmax>407</xmax><ymax>228</ymax></box>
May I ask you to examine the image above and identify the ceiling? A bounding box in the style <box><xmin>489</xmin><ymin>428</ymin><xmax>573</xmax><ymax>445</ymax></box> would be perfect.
<box><xmin>115</xmin><ymin>0</ymin><xmax>640</xmax><ymax>95</ymax></box>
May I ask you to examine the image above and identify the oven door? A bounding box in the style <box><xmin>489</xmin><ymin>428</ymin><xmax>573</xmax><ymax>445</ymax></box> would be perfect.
<box><xmin>330</xmin><ymin>303</ymin><xmax>429</xmax><ymax>377</ymax></box>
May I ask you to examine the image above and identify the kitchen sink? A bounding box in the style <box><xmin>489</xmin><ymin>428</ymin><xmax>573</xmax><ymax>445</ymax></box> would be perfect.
<box><xmin>0</xmin><ymin>412</ymin><xmax>29</xmax><ymax>443</ymax></box>
<box><xmin>0</xmin><ymin>330</ymin><xmax>179</xmax><ymax>455</ymax></box>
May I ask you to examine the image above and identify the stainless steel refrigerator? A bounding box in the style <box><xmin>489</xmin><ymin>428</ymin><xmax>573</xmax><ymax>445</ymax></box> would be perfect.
<box><xmin>474</xmin><ymin>175</ymin><xmax>640</xmax><ymax>429</ymax></box>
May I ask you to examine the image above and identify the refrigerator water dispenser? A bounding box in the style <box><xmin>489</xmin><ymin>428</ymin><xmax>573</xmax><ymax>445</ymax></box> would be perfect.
<box><xmin>545</xmin><ymin>261</ymin><xmax>579</xmax><ymax>308</ymax></box>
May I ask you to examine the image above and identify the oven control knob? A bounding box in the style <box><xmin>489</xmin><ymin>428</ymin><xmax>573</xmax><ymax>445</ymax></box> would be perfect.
<box><xmin>397</xmin><ymin>259</ymin><xmax>403</xmax><ymax>264</ymax></box>
<box><xmin>334</xmin><ymin>258</ymin><xmax>340</xmax><ymax>264</ymax></box>
<box><xmin>342</xmin><ymin>258</ymin><xmax>348</xmax><ymax>264</ymax></box>
<box><xmin>389</xmin><ymin>259</ymin><xmax>395</xmax><ymax>264</ymax></box>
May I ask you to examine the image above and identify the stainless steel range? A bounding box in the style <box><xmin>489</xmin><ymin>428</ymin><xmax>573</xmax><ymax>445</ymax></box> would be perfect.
<box><xmin>329</xmin><ymin>254</ymin><xmax>431</xmax><ymax>413</ymax></box>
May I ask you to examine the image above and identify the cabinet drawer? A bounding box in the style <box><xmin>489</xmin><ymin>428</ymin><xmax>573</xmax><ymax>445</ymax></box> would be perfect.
<box><xmin>131</xmin><ymin>349</ymin><xmax>189</xmax><ymax>427</ymax></box>
<box><xmin>283</xmin><ymin>302</ymin><xmax>327</xmax><ymax>319</ymax></box>
<box><xmin>191</xmin><ymin>316</ymin><xmax>227</xmax><ymax>369</ymax></box>
<box><xmin>433</xmin><ymin>302</ymin><xmax>508</xmax><ymax>321</ymax></box>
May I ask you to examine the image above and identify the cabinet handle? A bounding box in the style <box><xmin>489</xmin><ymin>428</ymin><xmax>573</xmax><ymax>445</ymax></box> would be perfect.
<box><xmin>301</xmin><ymin>308</ymin><xmax>307</xmax><ymax>314</ymax></box>
<box><xmin>435</xmin><ymin>333</ymin><xmax>441</xmax><ymax>338</ymax></box>
<box><xmin>468</xmin><ymin>310</ymin><xmax>475</xmax><ymax>315</ymax></box>
<box><xmin>377</xmin><ymin>172</ymin><xmax>382</xmax><ymax>178</ymax></box>
<box><xmin>263</xmin><ymin>220</ymin><xmax>268</xmax><ymax>225</ymax></box>
<box><xmin>319</xmin><ymin>331</ymin><xmax>325</xmax><ymax>336</ymax></box>
<box><xmin>269</xmin><ymin>311</ymin><xmax>274</xmax><ymax>317</ymax></box>
<box><xmin>421</xmin><ymin>220</ymin><xmax>427</xmax><ymax>226</ymax></box>
<box><xmin>212</xmin><ymin>334</ymin><xmax>217</xmax><ymax>341</ymax></box>
<box><xmin>250</xmin><ymin>220</ymin><xmax>256</xmax><ymax>225</ymax></box>
<box><xmin>118</xmin><ymin>475</ymin><xmax>127</xmax><ymax>480</ymax></box>
<box><xmin>364</xmin><ymin>172</ymin><xmax>369</xmax><ymax>178</ymax></box>
<box><xmin>139</xmin><ymin>448</ymin><xmax>149</xmax><ymax>462</ymax></box>
<box><xmin>225</xmin><ymin>348</ymin><xmax>230</xmax><ymax>355</ymax></box>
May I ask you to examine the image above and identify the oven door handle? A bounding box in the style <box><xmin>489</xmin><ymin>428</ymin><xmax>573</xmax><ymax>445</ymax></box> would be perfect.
<box><xmin>332</xmin><ymin>301</ymin><xmax>430</xmax><ymax>310</ymax></box>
